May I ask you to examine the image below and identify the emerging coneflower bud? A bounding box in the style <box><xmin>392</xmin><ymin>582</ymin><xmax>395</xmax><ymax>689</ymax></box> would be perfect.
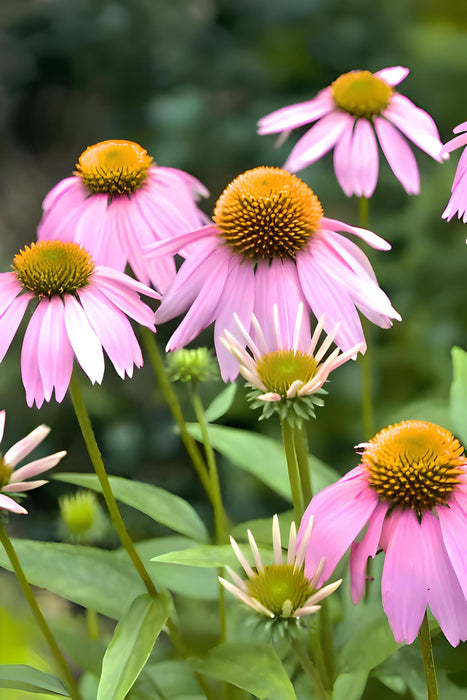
<box><xmin>166</xmin><ymin>348</ymin><xmax>217</xmax><ymax>386</ymax></box>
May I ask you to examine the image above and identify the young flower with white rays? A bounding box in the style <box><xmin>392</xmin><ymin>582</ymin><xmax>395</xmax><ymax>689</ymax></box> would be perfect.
<box><xmin>38</xmin><ymin>140</ymin><xmax>208</xmax><ymax>293</ymax></box>
<box><xmin>219</xmin><ymin>514</ymin><xmax>342</xmax><ymax>621</ymax></box>
<box><xmin>258</xmin><ymin>67</ymin><xmax>445</xmax><ymax>197</ymax></box>
<box><xmin>222</xmin><ymin>303</ymin><xmax>365</xmax><ymax>421</ymax></box>
<box><xmin>148</xmin><ymin>166</ymin><xmax>400</xmax><ymax>380</ymax></box>
<box><xmin>0</xmin><ymin>240</ymin><xmax>159</xmax><ymax>407</ymax></box>
<box><xmin>0</xmin><ymin>411</ymin><xmax>66</xmax><ymax>515</ymax></box>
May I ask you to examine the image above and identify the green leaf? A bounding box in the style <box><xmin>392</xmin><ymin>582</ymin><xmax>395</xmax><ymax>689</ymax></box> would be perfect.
<box><xmin>135</xmin><ymin>660</ymin><xmax>202</xmax><ymax>699</ymax></box>
<box><xmin>186</xmin><ymin>424</ymin><xmax>337</xmax><ymax>500</ymax></box>
<box><xmin>53</xmin><ymin>473</ymin><xmax>208</xmax><ymax>542</ymax></box>
<box><xmin>384</xmin><ymin>398</ymin><xmax>452</xmax><ymax>432</ymax></box>
<box><xmin>333</xmin><ymin>671</ymin><xmax>368</xmax><ymax>700</ymax></box>
<box><xmin>450</xmin><ymin>346</ymin><xmax>467</xmax><ymax>443</ymax></box>
<box><xmin>189</xmin><ymin>643</ymin><xmax>296</xmax><ymax>699</ymax></box>
<box><xmin>0</xmin><ymin>539</ymin><xmax>144</xmax><ymax>619</ymax></box>
<box><xmin>97</xmin><ymin>592</ymin><xmax>171</xmax><ymax>700</ymax></box>
<box><xmin>0</xmin><ymin>665</ymin><xmax>69</xmax><ymax>696</ymax></box>
<box><xmin>151</xmin><ymin>542</ymin><xmax>273</xmax><ymax>569</ymax></box>
<box><xmin>204</xmin><ymin>383</ymin><xmax>237</xmax><ymax>422</ymax></box>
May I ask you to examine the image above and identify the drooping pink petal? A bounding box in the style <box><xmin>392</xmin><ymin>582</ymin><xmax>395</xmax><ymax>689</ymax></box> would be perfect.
<box><xmin>381</xmin><ymin>509</ymin><xmax>427</xmax><ymax>644</ymax></box>
<box><xmin>213</xmin><ymin>258</ymin><xmax>256</xmax><ymax>381</ymax></box>
<box><xmin>78</xmin><ymin>287</ymin><xmax>142</xmax><ymax>379</ymax></box>
<box><xmin>374</xmin><ymin>66</ymin><xmax>409</xmax><ymax>86</ymax></box>
<box><xmin>91</xmin><ymin>271</ymin><xmax>157</xmax><ymax>330</ymax></box>
<box><xmin>442</xmin><ymin>131</ymin><xmax>467</xmax><ymax>156</ymax></box>
<box><xmin>374</xmin><ymin>117</ymin><xmax>420</xmax><ymax>194</ymax></box>
<box><xmin>257</xmin><ymin>89</ymin><xmax>335</xmax><ymax>134</ymax></box>
<box><xmin>4</xmin><ymin>424</ymin><xmax>50</xmax><ymax>468</ymax></box>
<box><xmin>0</xmin><ymin>493</ymin><xmax>28</xmax><ymax>514</ymax></box>
<box><xmin>349</xmin><ymin>119</ymin><xmax>379</xmax><ymax>197</ymax></box>
<box><xmin>323</xmin><ymin>231</ymin><xmax>377</xmax><ymax>282</ymax></box>
<box><xmin>0</xmin><ymin>273</ymin><xmax>23</xmax><ymax>316</ymax></box>
<box><xmin>299</xmin><ymin>466</ymin><xmax>377</xmax><ymax>584</ymax></box>
<box><xmin>421</xmin><ymin>511</ymin><xmax>467</xmax><ymax>646</ymax></box>
<box><xmin>350</xmin><ymin>501</ymin><xmax>388</xmax><ymax>604</ymax></box>
<box><xmin>0</xmin><ymin>411</ymin><xmax>5</xmax><ymax>443</ymax></box>
<box><xmin>333</xmin><ymin>128</ymin><xmax>355</xmax><ymax>197</ymax></box>
<box><xmin>284</xmin><ymin>111</ymin><xmax>355</xmax><ymax>173</ymax></box>
<box><xmin>297</xmin><ymin>242</ymin><xmax>366</xmax><ymax>352</ymax></box>
<box><xmin>453</xmin><ymin>121</ymin><xmax>467</xmax><ymax>135</ymax></box>
<box><xmin>253</xmin><ymin>259</ymin><xmax>309</xmax><ymax>351</ymax></box>
<box><xmin>437</xmin><ymin>495</ymin><xmax>467</xmax><ymax>599</ymax></box>
<box><xmin>0</xmin><ymin>293</ymin><xmax>33</xmax><ymax>363</ymax></box>
<box><xmin>63</xmin><ymin>295</ymin><xmax>105</xmax><ymax>385</ymax></box>
<box><xmin>10</xmin><ymin>451</ymin><xmax>67</xmax><ymax>482</ymax></box>
<box><xmin>21</xmin><ymin>303</ymin><xmax>46</xmax><ymax>408</ymax></box>
<box><xmin>38</xmin><ymin>297</ymin><xmax>74</xmax><ymax>403</ymax></box>
<box><xmin>320</xmin><ymin>217</ymin><xmax>391</xmax><ymax>251</ymax></box>
<box><xmin>144</xmin><ymin>224</ymin><xmax>219</xmax><ymax>259</ymax></box>
<box><xmin>383</xmin><ymin>94</ymin><xmax>444</xmax><ymax>161</ymax></box>
<box><xmin>3</xmin><ymin>480</ymin><xmax>48</xmax><ymax>492</ymax></box>
<box><xmin>153</xmin><ymin>165</ymin><xmax>210</xmax><ymax>200</ymax></box>
<box><xmin>451</xmin><ymin>146</ymin><xmax>467</xmax><ymax>190</ymax></box>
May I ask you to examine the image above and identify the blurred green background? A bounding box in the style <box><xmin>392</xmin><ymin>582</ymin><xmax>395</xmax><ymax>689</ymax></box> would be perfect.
<box><xmin>0</xmin><ymin>0</ymin><xmax>466</xmax><ymax>542</ymax></box>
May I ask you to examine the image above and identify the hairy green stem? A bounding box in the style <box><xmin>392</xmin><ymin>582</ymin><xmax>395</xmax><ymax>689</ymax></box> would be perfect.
<box><xmin>290</xmin><ymin>636</ymin><xmax>330</xmax><ymax>700</ymax></box>
<box><xmin>140</xmin><ymin>327</ymin><xmax>213</xmax><ymax>499</ymax></box>
<box><xmin>281</xmin><ymin>418</ymin><xmax>304</xmax><ymax>522</ymax></box>
<box><xmin>68</xmin><ymin>372</ymin><xmax>158</xmax><ymax>598</ymax></box>
<box><xmin>318</xmin><ymin>600</ymin><xmax>336</xmax><ymax>688</ymax></box>
<box><xmin>293</xmin><ymin>422</ymin><xmax>313</xmax><ymax>506</ymax></box>
<box><xmin>419</xmin><ymin>612</ymin><xmax>439</xmax><ymax>700</ymax></box>
<box><xmin>0</xmin><ymin>524</ymin><xmax>81</xmax><ymax>700</ymax></box>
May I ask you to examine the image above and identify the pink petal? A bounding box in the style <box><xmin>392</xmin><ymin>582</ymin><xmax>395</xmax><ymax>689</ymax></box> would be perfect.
<box><xmin>38</xmin><ymin>297</ymin><xmax>74</xmax><ymax>403</ymax></box>
<box><xmin>374</xmin><ymin>117</ymin><xmax>420</xmax><ymax>194</ymax></box>
<box><xmin>437</xmin><ymin>495</ymin><xmax>467</xmax><ymax>599</ymax></box>
<box><xmin>422</xmin><ymin>511</ymin><xmax>467</xmax><ymax>646</ymax></box>
<box><xmin>0</xmin><ymin>411</ymin><xmax>5</xmax><ymax>443</ymax></box>
<box><xmin>333</xmin><ymin>128</ymin><xmax>355</xmax><ymax>197</ymax></box>
<box><xmin>383</xmin><ymin>94</ymin><xmax>443</xmax><ymax>161</ymax></box>
<box><xmin>442</xmin><ymin>170</ymin><xmax>467</xmax><ymax>223</ymax></box>
<box><xmin>0</xmin><ymin>293</ymin><xmax>32</xmax><ymax>363</ymax></box>
<box><xmin>0</xmin><ymin>493</ymin><xmax>28</xmax><ymax>514</ymax></box>
<box><xmin>63</xmin><ymin>295</ymin><xmax>105</xmax><ymax>384</ymax></box>
<box><xmin>374</xmin><ymin>66</ymin><xmax>409</xmax><ymax>86</ymax></box>
<box><xmin>78</xmin><ymin>287</ymin><xmax>142</xmax><ymax>379</ymax></box>
<box><xmin>10</xmin><ymin>451</ymin><xmax>66</xmax><ymax>482</ymax></box>
<box><xmin>381</xmin><ymin>509</ymin><xmax>427</xmax><ymax>644</ymax></box>
<box><xmin>298</xmin><ymin>466</ymin><xmax>378</xmax><ymax>584</ymax></box>
<box><xmin>0</xmin><ymin>273</ymin><xmax>23</xmax><ymax>316</ymax></box>
<box><xmin>4</xmin><ymin>425</ymin><xmax>50</xmax><ymax>468</ymax></box>
<box><xmin>257</xmin><ymin>89</ymin><xmax>335</xmax><ymax>134</ymax></box>
<box><xmin>349</xmin><ymin>119</ymin><xmax>379</xmax><ymax>197</ymax></box>
<box><xmin>153</xmin><ymin>165</ymin><xmax>210</xmax><ymax>200</ymax></box>
<box><xmin>213</xmin><ymin>259</ymin><xmax>256</xmax><ymax>381</ymax></box>
<box><xmin>144</xmin><ymin>224</ymin><xmax>218</xmax><ymax>259</ymax></box>
<box><xmin>442</xmin><ymin>132</ymin><xmax>467</xmax><ymax>156</ymax></box>
<box><xmin>320</xmin><ymin>217</ymin><xmax>391</xmax><ymax>251</ymax></box>
<box><xmin>91</xmin><ymin>273</ymin><xmax>156</xmax><ymax>330</ymax></box>
<box><xmin>3</xmin><ymin>480</ymin><xmax>48</xmax><ymax>492</ymax></box>
<box><xmin>453</xmin><ymin>121</ymin><xmax>467</xmax><ymax>135</ymax></box>
<box><xmin>21</xmin><ymin>303</ymin><xmax>46</xmax><ymax>408</ymax></box>
<box><xmin>284</xmin><ymin>111</ymin><xmax>355</xmax><ymax>173</ymax></box>
<box><xmin>350</xmin><ymin>501</ymin><xmax>388</xmax><ymax>603</ymax></box>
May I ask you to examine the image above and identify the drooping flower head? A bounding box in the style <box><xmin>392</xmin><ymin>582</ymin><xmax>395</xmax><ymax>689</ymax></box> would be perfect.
<box><xmin>219</xmin><ymin>514</ymin><xmax>342</xmax><ymax>622</ymax></box>
<box><xmin>0</xmin><ymin>411</ymin><xmax>66</xmax><ymax>515</ymax></box>
<box><xmin>38</xmin><ymin>140</ymin><xmax>209</xmax><ymax>293</ymax></box>
<box><xmin>298</xmin><ymin>420</ymin><xmax>467</xmax><ymax>646</ymax></box>
<box><xmin>221</xmin><ymin>302</ymin><xmax>365</xmax><ymax>421</ymax></box>
<box><xmin>442</xmin><ymin>121</ymin><xmax>467</xmax><ymax>223</ymax></box>
<box><xmin>258</xmin><ymin>67</ymin><xmax>445</xmax><ymax>197</ymax></box>
<box><xmin>148</xmin><ymin>166</ymin><xmax>400</xmax><ymax>380</ymax></box>
<box><xmin>0</xmin><ymin>239</ymin><xmax>159</xmax><ymax>407</ymax></box>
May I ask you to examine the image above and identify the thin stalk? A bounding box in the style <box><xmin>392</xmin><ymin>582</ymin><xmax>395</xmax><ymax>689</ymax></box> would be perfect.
<box><xmin>140</xmin><ymin>327</ymin><xmax>213</xmax><ymax>499</ymax></box>
<box><xmin>318</xmin><ymin>600</ymin><xmax>335</xmax><ymax>688</ymax></box>
<box><xmin>290</xmin><ymin>636</ymin><xmax>330</xmax><ymax>700</ymax></box>
<box><xmin>280</xmin><ymin>418</ymin><xmax>304</xmax><ymax>522</ymax></box>
<box><xmin>308</xmin><ymin>623</ymin><xmax>331</xmax><ymax>691</ymax></box>
<box><xmin>0</xmin><ymin>524</ymin><xmax>81</xmax><ymax>700</ymax></box>
<box><xmin>358</xmin><ymin>195</ymin><xmax>375</xmax><ymax>440</ymax></box>
<box><xmin>419</xmin><ymin>612</ymin><xmax>439</xmax><ymax>700</ymax></box>
<box><xmin>293</xmin><ymin>422</ymin><xmax>313</xmax><ymax>506</ymax></box>
<box><xmin>68</xmin><ymin>372</ymin><xmax>158</xmax><ymax>598</ymax></box>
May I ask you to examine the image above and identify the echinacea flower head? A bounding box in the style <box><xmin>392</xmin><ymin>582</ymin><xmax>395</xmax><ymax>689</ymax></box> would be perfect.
<box><xmin>222</xmin><ymin>303</ymin><xmax>364</xmax><ymax>421</ymax></box>
<box><xmin>219</xmin><ymin>514</ymin><xmax>341</xmax><ymax>622</ymax></box>
<box><xmin>442</xmin><ymin>121</ymin><xmax>467</xmax><ymax>223</ymax></box>
<box><xmin>298</xmin><ymin>420</ymin><xmax>467</xmax><ymax>646</ymax></box>
<box><xmin>258</xmin><ymin>67</ymin><xmax>445</xmax><ymax>197</ymax></box>
<box><xmin>38</xmin><ymin>140</ymin><xmax>209</xmax><ymax>293</ymax></box>
<box><xmin>0</xmin><ymin>411</ymin><xmax>66</xmax><ymax>515</ymax></box>
<box><xmin>0</xmin><ymin>239</ymin><xmax>159</xmax><ymax>407</ymax></box>
<box><xmin>149</xmin><ymin>166</ymin><xmax>400</xmax><ymax>380</ymax></box>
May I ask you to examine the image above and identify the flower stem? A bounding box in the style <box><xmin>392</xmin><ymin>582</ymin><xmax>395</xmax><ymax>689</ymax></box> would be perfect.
<box><xmin>0</xmin><ymin>524</ymin><xmax>81</xmax><ymax>700</ymax></box>
<box><xmin>419</xmin><ymin>611</ymin><xmax>439</xmax><ymax>700</ymax></box>
<box><xmin>290</xmin><ymin>636</ymin><xmax>330</xmax><ymax>700</ymax></box>
<box><xmin>358</xmin><ymin>195</ymin><xmax>375</xmax><ymax>440</ymax></box>
<box><xmin>68</xmin><ymin>372</ymin><xmax>158</xmax><ymax>598</ymax></box>
<box><xmin>280</xmin><ymin>418</ymin><xmax>304</xmax><ymax>522</ymax></box>
<box><xmin>140</xmin><ymin>327</ymin><xmax>213</xmax><ymax>499</ymax></box>
<box><xmin>318</xmin><ymin>599</ymin><xmax>336</xmax><ymax>688</ymax></box>
<box><xmin>293</xmin><ymin>422</ymin><xmax>313</xmax><ymax>505</ymax></box>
